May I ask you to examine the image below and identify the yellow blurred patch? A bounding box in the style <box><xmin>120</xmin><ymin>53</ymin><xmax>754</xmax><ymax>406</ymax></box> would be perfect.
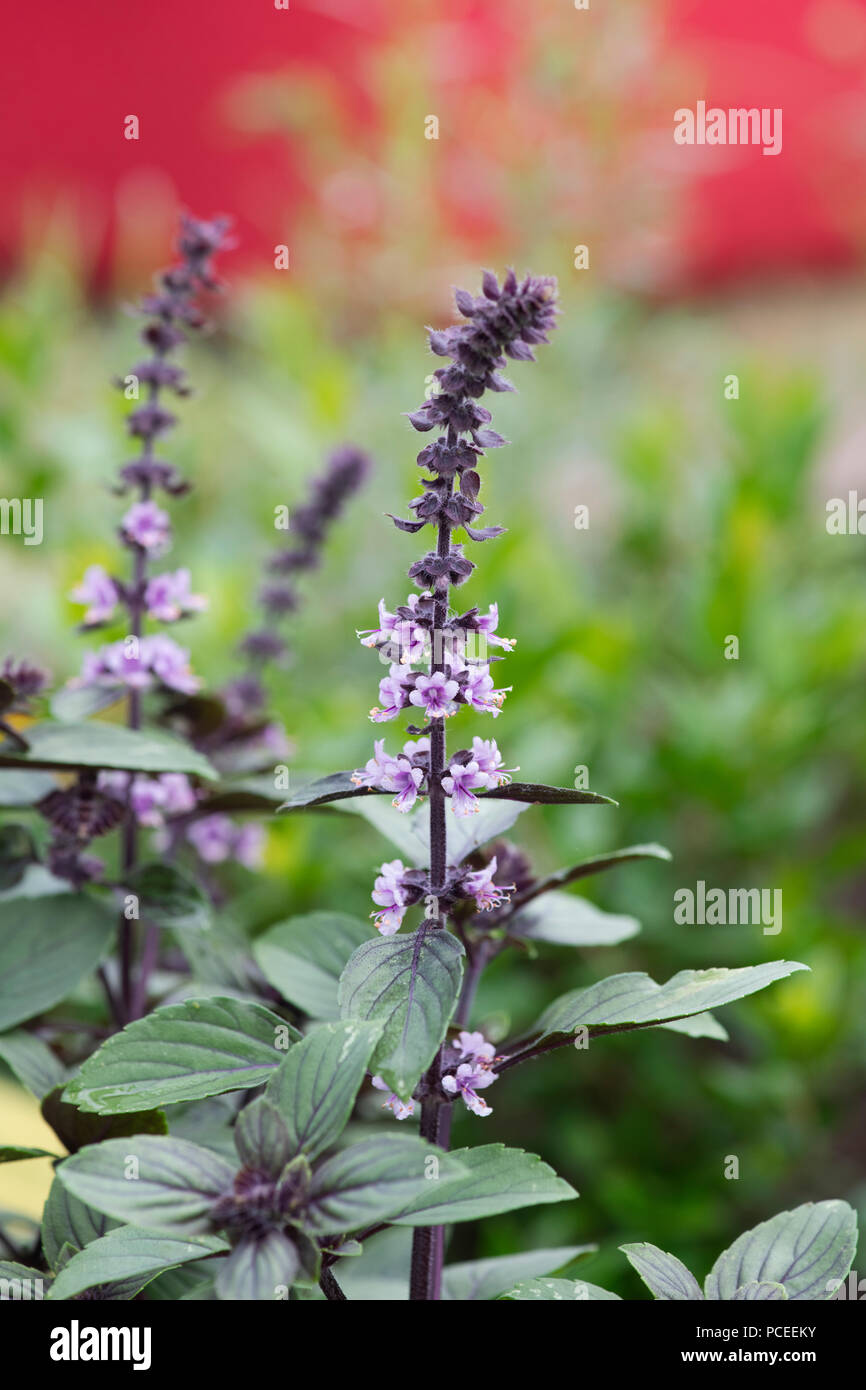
<box><xmin>0</xmin><ymin>1080</ymin><xmax>64</xmax><ymax>1221</ymax></box>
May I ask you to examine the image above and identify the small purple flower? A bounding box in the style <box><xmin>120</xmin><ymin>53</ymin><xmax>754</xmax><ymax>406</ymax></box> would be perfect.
<box><xmin>159</xmin><ymin>773</ymin><xmax>197</xmax><ymax>815</ymax></box>
<box><xmin>370</xmin><ymin>858</ymin><xmax>409</xmax><ymax>934</ymax></box>
<box><xmin>358</xmin><ymin>598</ymin><xmax>427</xmax><ymax>664</ymax></box>
<box><xmin>410</xmin><ymin>671</ymin><xmax>459</xmax><ymax>719</ymax></box>
<box><xmin>371</xmin><ymin>1076</ymin><xmax>415</xmax><ymax>1120</ymax></box>
<box><xmin>471</xmin><ymin>736</ymin><xmax>518</xmax><ymax>788</ymax></box>
<box><xmin>79</xmin><ymin>635</ymin><xmax>199</xmax><ymax>695</ymax></box>
<box><xmin>370</xmin><ymin>666</ymin><xmax>414</xmax><ymax>723</ymax></box>
<box><xmin>383</xmin><ymin>757</ymin><xmax>424</xmax><ymax>812</ymax></box>
<box><xmin>461</xmin><ymin>856</ymin><xmax>515</xmax><ymax>912</ymax></box>
<box><xmin>352</xmin><ymin>738</ymin><xmax>392</xmax><ymax>788</ymax></box>
<box><xmin>144</xmin><ymin>568</ymin><xmax>207</xmax><ymax>622</ymax></box>
<box><xmin>462</xmin><ymin>665</ymin><xmax>509</xmax><ymax>716</ymax></box>
<box><xmin>69</xmin><ymin>566</ymin><xmax>119</xmax><ymax>627</ymax></box>
<box><xmin>143</xmin><ymin>635</ymin><xmax>200</xmax><ymax>694</ymax></box>
<box><xmin>234</xmin><ymin>822</ymin><xmax>266</xmax><ymax>869</ymax></box>
<box><xmin>441</xmin><ymin>1062</ymin><xmax>496</xmax><ymax>1117</ymax></box>
<box><xmin>456</xmin><ymin>1029</ymin><xmax>497</xmax><ymax>1066</ymax></box>
<box><xmin>81</xmin><ymin>642</ymin><xmax>150</xmax><ymax>690</ymax></box>
<box><xmin>441</xmin><ymin>760</ymin><xmax>488</xmax><ymax>816</ymax></box>
<box><xmin>120</xmin><ymin>500</ymin><xmax>172</xmax><ymax>554</ymax></box>
<box><xmin>475</xmin><ymin>603</ymin><xmax>515</xmax><ymax>652</ymax></box>
<box><xmin>186</xmin><ymin>814</ymin><xmax>263</xmax><ymax>865</ymax></box>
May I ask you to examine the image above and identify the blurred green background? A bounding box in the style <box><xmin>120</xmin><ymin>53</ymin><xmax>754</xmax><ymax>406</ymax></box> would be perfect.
<box><xmin>1</xmin><ymin>242</ymin><xmax>864</xmax><ymax>1295</ymax></box>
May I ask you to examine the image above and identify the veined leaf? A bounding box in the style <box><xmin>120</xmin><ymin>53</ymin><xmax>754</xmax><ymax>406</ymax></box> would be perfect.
<box><xmin>215</xmin><ymin>1231</ymin><xmax>298</xmax><ymax>1301</ymax></box>
<box><xmin>0</xmin><ymin>1145</ymin><xmax>59</xmax><ymax>1163</ymax></box>
<box><xmin>481</xmin><ymin>782</ymin><xmax>615</xmax><ymax>806</ymax></box>
<box><xmin>335</xmin><ymin>795</ymin><xmax>529</xmax><ymax>868</ymax></box>
<box><xmin>47</xmin><ymin>1227</ymin><xmax>228</xmax><ymax>1301</ymax></box>
<box><xmin>123</xmin><ymin>863</ymin><xmax>212</xmax><ymax>932</ymax></box>
<box><xmin>253</xmin><ymin>912</ymin><xmax>371</xmax><ymax>1020</ymax></box>
<box><xmin>704</xmin><ymin>1201</ymin><xmax>857</xmax><ymax>1301</ymax></box>
<box><xmin>339</xmin><ymin>928</ymin><xmax>464</xmax><ymax>1100</ymax></box>
<box><xmin>531</xmin><ymin>962</ymin><xmax>809</xmax><ymax>1042</ymax></box>
<box><xmin>0</xmin><ymin>894</ymin><xmax>116</xmax><ymax>1030</ymax></box>
<box><xmin>0</xmin><ymin>721</ymin><xmax>217</xmax><ymax>779</ymax></box>
<box><xmin>508</xmin><ymin>844</ymin><xmax>672</xmax><ymax>913</ymax></box>
<box><xmin>41</xmin><ymin>1085</ymin><xmax>167</xmax><ymax>1152</ymax></box>
<box><xmin>42</xmin><ymin>1178</ymin><xmax>119</xmax><ymax>1270</ymax></box>
<box><xmin>0</xmin><ymin>1029</ymin><xmax>67</xmax><ymax>1099</ymax></box>
<box><xmin>63</xmin><ymin>996</ymin><xmax>299</xmax><ymax>1114</ymax></box>
<box><xmin>264</xmin><ymin>1020</ymin><xmax>383</xmax><ymax>1160</ymax></box>
<box><xmin>508</xmin><ymin>890</ymin><xmax>641</xmax><ymax>948</ymax></box>
<box><xmin>307</xmin><ymin>1134</ymin><xmax>468</xmax><ymax>1234</ymax></box>
<box><xmin>443</xmin><ymin>1245</ymin><xmax>596</xmax><ymax>1301</ymax></box>
<box><xmin>57</xmin><ymin>1136</ymin><xmax>235</xmax><ymax>1236</ymax></box>
<box><xmin>501</xmin><ymin>1277</ymin><xmax>620</xmax><ymax>1301</ymax></box>
<box><xmin>620</xmin><ymin>1242</ymin><xmax>704</xmax><ymax>1300</ymax></box>
<box><xmin>391</xmin><ymin>1144</ymin><xmax>577</xmax><ymax>1225</ymax></box>
<box><xmin>733</xmin><ymin>1281</ymin><xmax>788</xmax><ymax>1300</ymax></box>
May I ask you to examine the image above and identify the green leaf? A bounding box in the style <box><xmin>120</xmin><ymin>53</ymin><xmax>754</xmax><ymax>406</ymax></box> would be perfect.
<box><xmin>198</xmin><ymin>777</ymin><xmax>286</xmax><ymax>814</ymax></box>
<box><xmin>50</xmin><ymin>685</ymin><xmax>123</xmax><ymax>722</ymax></box>
<box><xmin>307</xmin><ymin>1134</ymin><xmax>468</xmax><ymax>1234</ymax></box>
<box><xmin>501</xmin><ymin>1277</ymin><xmax>621</xmax><ymax>1300</ymax></box>
<box><xmin>41</xmin><ymin>1085</ymin><xmax>167</xmax><ymax>1153</ymax></box>
<box><xmin>704</xmin><ymin>1201</ymin><xmax>857</xmax><ymax>1301</ymax></box>
<box><xmin>0</xmin><ymin>721</ymin><xmax>217</xmax><ymax>780</ymax></box>
<box><xmin>279</xmin><ymin>771</ymin><xmax>375</xmax><ymax>810</ymax></box>
<box><xmin>0</xmin><ymin>824</ymin><xmax>37</xmax><ymax>890</ymax></box>
<box><xmin>335</xmin><ymin>795</ymin><xmax>529</xmax><ymax>867</ymax></box>
<box><xmin>620</xmin><ymin>1242</ymin><xmax>704</xmax><ymax>1300</ymax></box>
<box><xmin>0</xmin><ymin>894</ymin><xmax>116</xmax><ymax>1030</ymax></box>
<box><xmin>0</xmin><ymin>769</ymin><xmax>58</xmax><ymax>806</ymax></box>
<box><xmin>47</xmin><ymin>1227</ymin><xmax>228</xmax><ymax>1301</ymax></box>
<box><xmin>339</xmin><ymin>928</ymin><xmax>464</xmax><ymax>1100</ymax></box>
<box><xmin>0</xmin><ymin>1145</ymin><xmax>59</xmax><ymax>1163</ymax></box>
<box><xmin>481</xmin><ymin>782</ymin><xmax>616</xmax><ymax>806</ymax></box>
<box><xmin>508</xmin><ymin>890</ymin><xmax>641</xmax><ymax>947</ymax></box>
<box><xmin>391</xmin><ymin>1144</ymin><xmax>577</xmax><ymax>1225</ymax></box>
<box><xmin>506</xmin><ymin>844</ymin><xmax>672</xmax><ymax>914</ymax></box>
<box><xmin>264</xmin><ymin>1020</ymin><xmax>383</xmax><ymax>1160</ymax></box>
<box><xmin>63</xmin><ymin>996</ymin><xmax>298</xmax><ymax>1114</ymax></box>
<box><xmin>0</xmin><ymin>1029</ymin><xmax>66</xmax><ymax>1098</ymax></box>
<box><xmin>42</xmin><ymin>1178</ymin><xmax>120</xmax><ymax>1270</ymax></box>
<box><xmin>57</xmin><ymin>1136</ymin><xmax>235</xmax><ymax>1235</ymax></box>
<box><xmin>732</xmin><ymin>1281</ymin><xmax>788</xmax><ymax>1300</ymax></box>
<box><xmin>233</xmin><ymin>1098</ymin><xmax>293</xmax><ymax>1176</ymax></box>
<box><xmin>443</xmin><ymin>1245</ymin><xmax>596</xmax><ymax>1301</ymax></box>
<box><xmin>253</xmin><ymin>912</ymin><xmax>371</xmax><ymax>1019</ymax></box>
<box><xmin>215</xmin><ymin>1231</ymin><xmax>298</xmax><ymax>1301</ymax></box>
<box><xmin>124</xmin><ymin>862</ymin><xmax>212</xmax><ymax>932</ymax></box>
<box><xmin>663</xmin><ymin>1013</ymin><xmax>729</xmax><ymax>1042</ymax></box>
<box><xmin>531</xmin><ymin>962</ymin><xmax>809</xmax><ymax>1042</ymax></box>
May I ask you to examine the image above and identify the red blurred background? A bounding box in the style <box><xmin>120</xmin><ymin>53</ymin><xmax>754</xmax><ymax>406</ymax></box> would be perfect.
<box><xmin>1</xmin><ymin>0</ymin><xmax>865</xmax><ymax>294</ymax></box>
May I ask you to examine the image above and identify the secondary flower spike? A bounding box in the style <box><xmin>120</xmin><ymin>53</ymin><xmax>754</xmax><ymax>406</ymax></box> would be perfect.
<box><xmin>356</xmin><ymin>269</ymin><xmax>557</xmax><ymax>934</ymax></box>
